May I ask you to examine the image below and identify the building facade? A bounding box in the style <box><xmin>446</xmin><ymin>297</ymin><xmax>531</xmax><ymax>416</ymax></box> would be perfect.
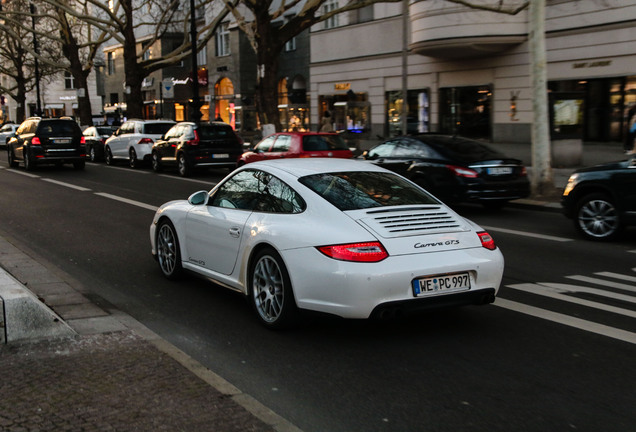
<box><xmin>310</xmin><ymin>0</ymin><xmax>636</xmax><ymax>145</ymax></box>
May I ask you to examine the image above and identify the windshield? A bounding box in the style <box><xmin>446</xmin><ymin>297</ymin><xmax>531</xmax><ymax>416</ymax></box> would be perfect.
<box><xmin>299</xmin><ymin>171</ymin><xmax>439</xmax><ymax>211</ymax></box>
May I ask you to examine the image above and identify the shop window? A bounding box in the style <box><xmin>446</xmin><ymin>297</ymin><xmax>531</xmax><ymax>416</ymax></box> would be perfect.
<box><xmin>319</xmin><ymin>92</ymin><xmax>369</xmax><ymax>134</ymax></box>
<box><xmin>386</xmin><ymin>89</ymin><xmax>429</xmax><ymax>137</ymax></box>
<box><xmin>175</xmin><ymin>103</ymin><xmax>185</xmax><ymax>122</ymax></box>
<box><xmin>215</xmin><ymin>77</ymin><xmax>235</xmax><ymax>128</ymax></box>
<box><xmin>439</xmin><ymin>86</ymin><xmax>491</xmax><ymax>139</ymax></box>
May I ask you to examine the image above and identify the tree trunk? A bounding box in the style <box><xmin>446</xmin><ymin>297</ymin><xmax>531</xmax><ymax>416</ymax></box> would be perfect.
<box><xmin>256</xmin><ymin>49</ymin><xmax>281</xmax><ymax>131</ymax></box>
<box><xmin>121</xmin><ymin>5</ymin><xmax>143</xmax><ymax>119</ymax></box>
<box><xmin>529</xmin><ymin>0</ymin><xmax>554</xmax><ymax>197</ymax></box>
<box><xmin>61</xmin><ymin>24</ymin><xmax>94</xmax><ymax>126</ymax></box>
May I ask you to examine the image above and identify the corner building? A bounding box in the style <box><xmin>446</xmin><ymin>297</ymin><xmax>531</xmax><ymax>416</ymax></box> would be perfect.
<box><xmin>310</xmin><ymin>1</ymin><xmax>636</xmax><ymax>145</ymax></box>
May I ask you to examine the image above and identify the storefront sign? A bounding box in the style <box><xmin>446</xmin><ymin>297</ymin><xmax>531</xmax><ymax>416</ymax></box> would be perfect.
<box><xmin>335</xmin><ymin>83</ymin><xmax>351</xmax><ymax>91</ymax></box>
<box><xmin>572</xmin><ymin>60</ymin><xmax>612</xmax><ymax>69</ymax></box>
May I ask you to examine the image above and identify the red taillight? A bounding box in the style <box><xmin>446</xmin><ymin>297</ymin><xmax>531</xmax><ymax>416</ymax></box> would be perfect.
<box><xmin>478</xmin><ymin>232</ymin><xmax>496</xmax><ymax>250</ymax></box>
<box><xmin>317</xmin><ymin>242</ymin><xmax>388</xmax><ymax>262</ymax></box>
<box><xmin>447</xmin><ymin>165</ymin><xmax>478</xmax><ymax>178</ymax></box>
<box><xmin>31</xmin><ymin>137</ymin><xmax>41</xmax><ymax>145</ymax></box>
<box><xmin>80</xmin><ymin>136</ymin><xmax>86</xmax><ymax>144</ymax></box>
<box><xmin>186</xmin><ymin>130</ymin><xmax>200</xmax><ymax>146</ymax></box>
<box><xmin>520</xmin><ymin>166</ymin><xmax>527</xmax><ymax>176</ymax></box>
<box><xmin>138</xmin><ymin>138</ymin><xmax>154</xmax><ymax>144</ymax></box>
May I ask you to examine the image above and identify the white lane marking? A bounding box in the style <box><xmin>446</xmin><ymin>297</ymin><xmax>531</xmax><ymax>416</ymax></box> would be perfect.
<box><xmin>3</xmin><ymin>169</ymin><xmax>40</xmax><ymax>178</ymax></box>
<box><xmin>507</xmin><ymin>283</ymin><xmax>636</xmax><ymax>319</ymax></box>
<box><xmin>538</xmin><ymin>282</ymin><xmax>636</xmax><ymax>305</ymax></box>
<box><xmin>481</xmin><ymin>225</ymin><xmax>573</xmax><ymax>242</ymax></box>
<box><xmin>94</xmin><ymin>192</ymin><xmax>158</xmax><ymax>211</ymax></box>
<box><xmin>566</xmin><ymin>275</ymin><xmax>636</xmax><ymax>294</ymax></box>
<box><xmin>157</xmin><ymin>173</ymin><xmax>216</xmax><ymax>186</ymax></box>
<box><xmin>596</xmin><ymin>272</ymin><xmax>636</xmax><ymax>283</ymax></box>
<box><xmin>103</xmin><ymin>165</ymin><xmax>151</xmax><ymax>174</ymax></box>
<box><xmin>41</xmin><ymin>178</ymin><xmax>92</xmax><ymax>191</ymax></box>
<box><xmin>494</xmin><ymin>298</ymin><xmax>636</xmax><ymax>345</ymax></box>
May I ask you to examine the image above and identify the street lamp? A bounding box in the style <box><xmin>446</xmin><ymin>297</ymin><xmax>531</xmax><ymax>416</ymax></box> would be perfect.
<box><xmin>30</xmin><ymin>1</ymin><xmax>42</xmax><ymax>117</ymax></box>
<box><xmin>189</xmin><ymin>0</ymin><xmax>202</xmax><ymax>123</ymax></box>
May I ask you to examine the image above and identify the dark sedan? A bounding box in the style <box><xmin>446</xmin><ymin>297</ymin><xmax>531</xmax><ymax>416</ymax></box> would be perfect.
<box><xmin>361</xmin><ymin>134</ymin><xmax>530</xmax><ymax>208</ymax></box>
<box><xmin>83</xmin><ymin>125</ymin><xmax>117</xmax><ymax>162</ymax></box>
<box><xmin>562</xmin><ymin>156</ymin><xmax>636</xmax><ymax>241</ymax></box>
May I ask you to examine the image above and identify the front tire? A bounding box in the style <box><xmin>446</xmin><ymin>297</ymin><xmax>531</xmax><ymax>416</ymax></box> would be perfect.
<box><xmin>156</xmin><ymin>219</ymin><xmax>183</xmax><ymax>280</ymax></box>
<box><xmin>575</xmin><ymin>193</ymin><xmax>621</xmax><ymax>241</ymax></box>
<box><xmin>249</xmin><ymin>247</ymin><xmax>298</xmax><ymax>329</ymax></box>
<box><xmin>105</xmin><ymin>146</ymin><xmax>114</xmax><ymax>165</ymax></box>
<box><xmin>88</xmin><ymin>145</ymin><xmax>97</xmax><ymax>162</ymax></box>
<box><xmin>7</xmin><ymin>147</ymin><xmax>18</xmax><ymax>168</ymax></box>
<box><xmin>151</xmin><ymin>151</ymin><xmax>163</xmax><ymax>172</ymax></box>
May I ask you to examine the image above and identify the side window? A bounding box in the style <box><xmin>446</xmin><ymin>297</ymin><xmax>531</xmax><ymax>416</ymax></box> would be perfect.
<box><xmin>163</xmin><ymin>126</ymin><xmax>177</xmax><ymax>140</ymax></box>
<box><xmin>210</xmin><ymin>170</ymin><xmax>262</xmax><ymax>211</ymax></box>
<box><xmin>271</xmin><ymin>135</ymin><xmax>291</xmax><ymax>152</ymax></box>
<box><xmin>210</xmin><ymin>170</ymin><xmax>305</xmax><ymax>213</ymax></box>
<box><xmin>367</xmin><ymin>142</ymin><xmax>395</xmax><ymax>158</ymax></box>
<box><xmin>254</xmin><ymin>136</ymin><xmax>276</xmax><ymax>152</ymax></box>
<box><xmin>120</xmin><ymin>122</ymin><xmax>133</xmax><ymax>135</ymax></box>
<box><xmin>393</xmin><ymin>140</ymin><xmax>435</xmax><ymax>158</ymax></box>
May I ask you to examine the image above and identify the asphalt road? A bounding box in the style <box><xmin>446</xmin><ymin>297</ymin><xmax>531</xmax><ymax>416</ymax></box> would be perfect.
<box><xmin>0</xmin><ymin>157</ymin><xmax>634</xmax><ymax>432</ymax></box>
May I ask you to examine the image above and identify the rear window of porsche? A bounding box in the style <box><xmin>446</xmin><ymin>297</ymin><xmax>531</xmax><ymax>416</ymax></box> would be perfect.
<box><xmin>299</xmin><ymin>171</ymin><xmax>439</xmax><ymax>211</ymax></box>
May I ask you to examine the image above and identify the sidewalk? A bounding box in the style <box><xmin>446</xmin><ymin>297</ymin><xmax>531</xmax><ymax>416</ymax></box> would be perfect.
<box><xmin>0</xmin><ymin>140</ymin><xmax>628</xmax><ymax>431</ymax></box>
<box><xmin>0</xmin><ymin>235</ymin><xmax>301</xmax><ymax>432</ymax></box>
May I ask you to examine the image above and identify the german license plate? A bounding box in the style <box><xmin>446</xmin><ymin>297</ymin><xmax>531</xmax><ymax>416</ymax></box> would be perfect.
<box><xmin>55</xmin><ymin>139</ymin><xmax>71</xmax><ymax>144</ymax></box>
<box><xmin>212</xmin><ymin>153</ymin><xmax>229</xmax><ymax>158</ymax></box>
<box><xmin>412</xmin><ymin>272</ymin><xmax>470</xmax><ymax>297</ymax></box>
<box><xmin>487</xmin><ymin>167</ymin><xmax>513</xmax><ymax>175</ymax></box>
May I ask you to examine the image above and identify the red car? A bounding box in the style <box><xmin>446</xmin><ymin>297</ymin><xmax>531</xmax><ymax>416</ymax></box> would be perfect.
<box><xmin>238</xmin><ymin>132</ymin><xmax>353</xmax><ymax>165</ymax></box>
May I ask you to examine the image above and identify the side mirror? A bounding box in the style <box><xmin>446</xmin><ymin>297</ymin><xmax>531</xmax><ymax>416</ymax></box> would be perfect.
<box><xmin>188</xmin><ymin>190</ymin><xmax>209</xmax><ymax>206</ymax></box>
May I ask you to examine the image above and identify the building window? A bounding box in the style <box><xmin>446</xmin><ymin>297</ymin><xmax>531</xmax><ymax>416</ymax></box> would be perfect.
<box><xmin>215</xmin><ymin>23</ymin><xmax>230</xmax><ymax>57</ymax></box>
<box><xmin>142</xmin><ymin>43</ymin><xmax>151</xmax><ymax>61</ymax></box>
<box><xmin>284</xmin><ymin>15</ymin><xmax>296</xmax><ymax>51</ymax></box>
<box><xmin>107</xmin><ymin>52</ymin><xmax>115</xmax><ymax>75</ymax></box>
<box><xmin>323</xmin><ymin>0</ymin><xmax>339</xmax><ymax>29</ymax></box>
<box><xmin>197</xmin><ymin>44</ymin><xmax>207</xmax><ymax>66</ymax></box>
<box><xmin>64</xmin><ymin>72</ymin><xmax>77</xmax><ymax>90</ymax></box>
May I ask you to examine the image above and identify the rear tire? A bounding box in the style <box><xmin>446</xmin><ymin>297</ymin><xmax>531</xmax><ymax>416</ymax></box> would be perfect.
<box><xmin>177</xmin><ymin>153</ymin><xmax>192</xmax><ymax>177</ymax></box>
<box><xmin>575</xmin><ymin>192</ymin><xmax>621</xmax><ymax>241</ymax></box>
<box><xmin>129</xmin><ymin>148</ymin><xmax>139</xmax><ymax>168</ymax></box>
<box><xmin>24</xmin><ymin>149</ymin><xmax>35</xmax><ymax>171</ymax></box>
<box><xmin>249</xmin><ymin>247</ymin><xmax>298</xmax><ymax>329</ymax></box>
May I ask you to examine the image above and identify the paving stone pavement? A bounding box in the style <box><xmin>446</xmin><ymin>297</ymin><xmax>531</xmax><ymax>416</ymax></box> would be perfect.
<box><xmin>0</xmin><ymin>234</ymin><xmax>301</xmax><ymax>432</ymax></box>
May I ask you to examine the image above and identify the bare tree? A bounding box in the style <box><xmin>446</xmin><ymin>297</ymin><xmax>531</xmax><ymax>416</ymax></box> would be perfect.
<box><xmin>221</xmin><ymin>0</ymin><xmax>404</xmax><ymax>131</ymax></box>
<box><xmin>0</xmin><ymin>0</ymin><xmax>62</xmax><ymax>122</ymax></box>
<box><xmin>39</xmin><ymin>0</ymin><xmax>239</xmax><ymax>120</ymax></box>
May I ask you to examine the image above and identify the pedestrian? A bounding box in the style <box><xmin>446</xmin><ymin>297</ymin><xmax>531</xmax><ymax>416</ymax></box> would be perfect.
<box><xmin>320</xmin><ymin>110</ymin><xmax>333</xmax><ymax>132</ymax></box>
<box><xmin>624</xmin><ymin>104</ymin><xmax>636</xmax><ymax>153</ymax></box>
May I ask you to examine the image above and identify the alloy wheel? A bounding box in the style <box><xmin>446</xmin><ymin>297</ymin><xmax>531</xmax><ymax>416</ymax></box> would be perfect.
<box><xmin>577</xmin><ymin>196</ymin><xmax>619</xmax><ymax>240</ymax></box>
<box><xmin>157</xmin><ymin>221</ymin><xmax>182</xmax><ymax>279</ymax></box>
<box><xmin>252</xmin><ymin>255</ymin><xmax>285</xmax><ymax>323</ymax></box>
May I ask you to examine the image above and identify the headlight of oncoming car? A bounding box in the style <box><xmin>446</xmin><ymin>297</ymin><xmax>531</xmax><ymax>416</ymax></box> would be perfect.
<box><xmin>562</xmin><ymin>174</ymin><xmax>579</xmax><ymax>197</ymax></box>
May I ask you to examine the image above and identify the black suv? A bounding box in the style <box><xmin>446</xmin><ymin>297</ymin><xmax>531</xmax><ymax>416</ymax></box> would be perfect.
<box><xmin>151</xmin><ymin>122</ymin><xmax>243</xmax><ymax>176</ymax></box>
<box><xmin>7</xmin><ymin>117</ymin><xmax>85</xmax><ymax>170</ymax></box>
<box><xmin>562</xmin><ymin>156</ymin><xmax>636</xmax><ymax>241</ymax></box>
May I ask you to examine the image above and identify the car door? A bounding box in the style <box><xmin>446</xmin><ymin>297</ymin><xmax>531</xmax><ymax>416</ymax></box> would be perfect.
<box><xmin>109</xmin><ymin>122</ymin><xmax>132</xmax><ymax>157</ymax></box>
<box><xmin>184</xmin><ymin>170</ymin><xmax>258</xmax><ymax>275</ymax></box>
<box><xmin>614</xmin><ymin>158</ymin><xmax>636</xmax><ymax>212</ymax></box>
<box><xmin>155</xmin><ymin>124</ymin><xmax>180</xmax><ymax>161</ymax></box>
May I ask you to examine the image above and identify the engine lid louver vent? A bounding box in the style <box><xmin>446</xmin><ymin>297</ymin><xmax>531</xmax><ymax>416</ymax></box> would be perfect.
<box><xmin>357</xmin><ymin>206</ymin><xmax>466</xmax><ymax>238</ymax></box>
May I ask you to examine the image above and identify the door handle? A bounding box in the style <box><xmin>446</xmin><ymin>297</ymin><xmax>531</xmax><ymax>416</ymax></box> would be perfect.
<box><xmin>229</xmin><ymin>227</ymin><xmax>240</xmax><ymax>238</ymax></box>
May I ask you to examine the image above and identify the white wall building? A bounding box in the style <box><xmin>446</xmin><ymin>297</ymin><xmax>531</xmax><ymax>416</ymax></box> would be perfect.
<box><xmin>310</xmin><ymin>0</ymin><xmax>636</xmax><ymax>146</ymax></box>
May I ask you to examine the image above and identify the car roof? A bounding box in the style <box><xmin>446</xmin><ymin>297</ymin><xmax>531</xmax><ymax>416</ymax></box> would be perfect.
<box><xmin>244</xmin><ymin>157</ymin><xmax>385</xmax><ymax>178</ymax></box>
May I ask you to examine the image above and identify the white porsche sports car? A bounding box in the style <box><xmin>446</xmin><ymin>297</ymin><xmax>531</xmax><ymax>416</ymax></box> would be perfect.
<box><xmin>150</xmin><ymin>158</ymin><xmax>504</xmax><ymax>329</ymax></box>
